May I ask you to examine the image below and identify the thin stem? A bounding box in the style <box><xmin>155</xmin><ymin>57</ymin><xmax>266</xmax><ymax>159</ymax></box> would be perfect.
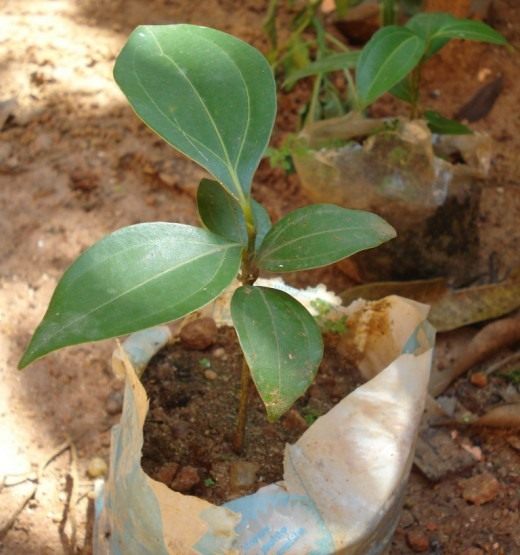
<box><xmin>324</xmin><ymin>31</ymin><xmax>360</xmax><ymax>111</ymax></box>
<box><xmin>305</xmin><ymin>73</ymin><xmax>323</xmax><ymax>127</ymax></box>
<box><xmin>232</xmin><ymin>358</ymin><xmax>252</xmax><ymax>453</ymax></box>
<box><xmin>409</xmin><ymin>65</ymin><xmax>422</xmax><ymax>119</ymax></box>
<box><xmin>233</xmin><ymin>198</ymin><xmax>257</xmax><ymax>453</ymax></box>
<box><xmin>380</xmin><ymin>0</ymin><xmax>396</xmax><ymax>26</ymax></box>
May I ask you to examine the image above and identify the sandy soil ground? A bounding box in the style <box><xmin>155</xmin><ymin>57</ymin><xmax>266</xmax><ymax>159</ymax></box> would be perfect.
<box><xmin>0</xmin><ymin>0</ymin><xmax>518</xmax><ymax>553</ymax></box>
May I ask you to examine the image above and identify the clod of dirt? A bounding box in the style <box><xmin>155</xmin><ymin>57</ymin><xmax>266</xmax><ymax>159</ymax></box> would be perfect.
<box><xmin>414</xmin><ymin>427</ymin><xmax>477</xmax><ymax>481</ymax></box>
<box><xmin>459</xmin><ymin>472</ymin><xmax>500</xmax><ymax>505</ymax></box>
<box><xmin>460</xmin><ymin>548</ymin><xmax>485</xmax><ymax>555</ymax></box>
<box><xmin>105</xmin><ymin>390</ymin><xmax>123</xmax><ymax>415</ymax></box>
<box><xmin>170</xmin><ymin>465</ymin><xmax>200</xmax><ymax>493</ymax></box>
<box><xmin>154</xmin><ymin>462</ymin><xmax>179</xmax><ymax>486</ymax></box>
<box><xmin>281</xmin><ymin>408</ymin><xmax>308</xmax><ymax>433</ymax></box>
<box><xmin>470</xmin><ymin>372</ymin><xmax>488</xmax><ymax>388</ymax></box>
<box><xmin>406</xmin><ymin>529</ymin><xmax>430</xmax><ymax>552</ymax></box>
<box><xmin>203</xmin><ymin>369</ymin><xmax>218</xmax><ymax>381</ymax></box>
<box><xmin>180</xmin><ymin>317</ymin><xmax>218</xmax><ymax>350</ymax></box>
<box><xmin>506</xmin><ymin>435</ymin><xmax>520</xmax><ymax>451</ymax></box>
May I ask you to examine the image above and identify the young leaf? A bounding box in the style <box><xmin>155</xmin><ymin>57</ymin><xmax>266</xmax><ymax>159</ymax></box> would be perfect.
<box><xmin>255</xmin><ymin>204</ymin><xmax>396</xmax><ymax>272</ymax></box>
<box><xmin>231</xmin><ymin>286</ymin><xmax>323</xmax><ymax>421</ymax></box>
<box><xmin>19</xmin><ymin>224</ymin><xmax>242</xmax><ymax>368</ymax></box>
<box><xmin>252</xmin><ymin>200</ymin><xmax>272</xmax><ymax>251</ymax></box>
<box><xmin>356</xmin><ymin>26</ymin><xmax>426</xmax><ymax>108</ymax></box>
<box><xmin>197</xmin><ymin>179</ymin><xmax>271</xmax><ymax>250</ymax></box>
<box><xmin>424</xmin><ymin>110</ymin><xmax>472</xmax><ymax>135</ymax></box>
<box><xmin>433</xmin><ymin>18</ymin><xmax>507</xmax><ymax>45</ymax></box>
<box><xmin>284</xmin><ymin>51</ymin><xmax>360</xmax><ymax>87</ymax></box>
<box><xmin>407</xmin><ymin>13</ymin><xmax>507</xmax><ymax>57</ymax></box>
<box><xmin>114</xmin><ymin>25</ymin><xmax>276</xmax><ymax>201</ymax></box>
<box><xmin>405</xmin><ymin>12</ymin><xmax>454</xmax><ymax>56</ymax></box>
<box><xmin>197</xmin><ymin>179</ymin><xmax>248</xmax><ymax>245</ymax></box>
<box><xmin>389</xmin><ymin>77</ymin><xmax>416</xmax><ymax>103</ymax></box>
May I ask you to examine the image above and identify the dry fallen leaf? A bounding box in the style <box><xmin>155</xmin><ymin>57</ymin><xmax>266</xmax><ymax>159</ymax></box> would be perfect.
<box><xmin>341</xmin><ymin>268</ymin><xmax>520</xmax><ymax>333</ymax></box>
<box><xmin>452</xmin><ymin>316</ymin><xmax>520</xmax><ymax>377</ymax></box>
<box><xmin>471</xmin><ymin>404</ymin><xmax>520</xmax><ymax>429</ymax></box>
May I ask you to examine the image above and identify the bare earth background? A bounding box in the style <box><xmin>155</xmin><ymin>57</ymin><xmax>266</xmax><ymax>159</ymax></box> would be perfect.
<box><xmin>0</xmin><ymin>0</ymin><xmax>519</xmax><ymax>553</ymax></box>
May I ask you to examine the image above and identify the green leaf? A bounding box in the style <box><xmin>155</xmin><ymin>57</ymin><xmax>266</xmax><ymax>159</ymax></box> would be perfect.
<box><xmin>406</xmin><ymin>13</ymin><xmax>507</xmax><ymax>57</ymax></box>
<box><xmin>424</xmin><ymin>110</ymin><xmax>472</xmax><ymax>135</ymax></box>
<box><xmin>356</xmin><ymin>26</ymin><xmax>426</xmax><ymax>108</ymax></box>
<box><xmin>231</xmin><ymin>286</ymin><xmax>323</xmax><ymax>421</ymax></box>
<box><xmin>434</xmin><ymin>18</ymin><xmax>507</xmax><ymax>44</ymax></box>
<box><xmin>197</xmin><ymin>179</ymin><xmax>270</xmax><ymax>250</ymax></box>
<box><xmin>284</xmin><ymin>51</ymin><xmax>360</xmax><ymax>87</ymax></box>
<box><xmin>256</xmin><ymin>204</ymin><xmax>396</xmax><ymax>272</ymax></box>
<box><xmin>252</xmin><ymin>200</ymin><xmax>272</xmax><ymax>251</ymax></box>
<box><xmin>197</xmin><ymin>179</ymin><xmax>248</xmax><ymax>245</ymax></box>
<box><xmin>114</xmin><ymin>25</ymin><xmax>276</xmax><ymax>201</ymax></box>
<box><xmin>19</xmin><ymin>224</ymin><xmax>242</xmax><ymax>368</ymax></box>
<box><xmin>389</xmin><ymin>77</ymin><xmax>416</xmax><ymax>103</ymax></box>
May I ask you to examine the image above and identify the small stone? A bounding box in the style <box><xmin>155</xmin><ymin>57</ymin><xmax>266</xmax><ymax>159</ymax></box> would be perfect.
<box><xmin>180</xmin><ymin>318</ymin><xmax>218</xmax><ymax>350</ymax></box>
<box><xmin>460</xmin><ymin>548</ymin><xmax>484</xmax><ymax>555</ymax></box>
<box><xmin>470</xmin><ymin>372</ymin><xmax>488</xmax><ymax>388</ymax></box>
<box><xmin>204</xmin><ymin>369</ymin><xmax>217</xmax><ymax>381</ymax></box>
<box><xmin>282</xmin><ymin>409</ymin><xmax>308</xmax><ymax>433</ymax></box>
<box><xmin>459</xmin><ymin>472</ymin><xmax>500</xmax><ymax>505</ymax></box>
<box><xmin>87</xmin><ymin>457</ymin><xmax>108</xmax><ymax>479</ymax></box>
<box><xmin>154</xmin><ymin>462</ymin><xmax>179</xmax><ymax>486</ymax></box>
<box><xmin>506</xmin><ymin>435</ymin><xmax>520</xmax><ymax>451</ymax></box>
<box><xmin>212</xmin><ymin>347</ymin><xmax>226</xmax><ymax>359</ymax></box>
<box><xmin>158</xmin><ymin>172</ymin><xmax>177</xmax><ymax>186</ymax></box>
<box><xmin>229</xmin><ymin>461</ymin><xmax>259</xmax><ymax>491</ymax></box>
<box><xmin>406</xmin><ymin>529</ymin><xmax>429</xmax><ymax>552</ymax></box>
<box><xmin>399</xmin><ymin>509</ymin><xmax>415</xmax><ymax>529</ymax></box>
<box><xmin>171</xmin><ymin>466</ymin><xmax>200</xmax><ymax>492</ymax></box>
<box><xmin>105</xmin><ymin>390</ymin><xmax>124</xmax><ymax>415</ymax></box>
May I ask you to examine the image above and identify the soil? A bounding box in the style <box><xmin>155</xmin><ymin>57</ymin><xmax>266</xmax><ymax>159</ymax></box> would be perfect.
<box><xmin>0</xmin><ymin>0</ymin><xmax>519</xmax><ymax>554</ymax></box>
<box><xmin>141</xmin><ymin>327</ymin><xmax>362</xmax><ymax>505</ymax></box>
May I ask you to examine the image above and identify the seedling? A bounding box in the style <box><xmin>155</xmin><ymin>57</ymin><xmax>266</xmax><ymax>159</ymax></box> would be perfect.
<box><xmin>285</xmin><ymin>12</ymin><xmax>507</xmax><ymax>132</ymax></box>
<box><xmin>19</xmin><ymin>25</ymin><xmax>395</xmax><ymax>451</ymax></box>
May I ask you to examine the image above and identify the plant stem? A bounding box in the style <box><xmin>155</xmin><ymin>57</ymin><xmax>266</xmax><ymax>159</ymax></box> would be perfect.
<box><xmin>324</xmin><ymin>32</ymin><xmax>360</xmax><ymax>111</ymax></box>
<box><xmin>233</xmin><ymin>199</ymin><xmax>257</xmax><ymax>453</ymax></box>
<box><xmin>409</xmin><ymin>65</ymin><xmax>422</xmax><ymax>119</ymax></box>
<box><xmin>232</xmin><ymin>358</ymin><xmax>252</xmax><ymax>453</ymax></box>
<box><xmin>380</xmin><ymin>0</ymin><xmax>396</xmax><ymax>26</ymax></box>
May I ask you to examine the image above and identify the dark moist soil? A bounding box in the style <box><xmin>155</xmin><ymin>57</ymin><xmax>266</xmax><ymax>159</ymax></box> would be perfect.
<box><xmin>141</xmin><ymin>326</ymin><xmax>363</xmax><ymax>505</ymax></box>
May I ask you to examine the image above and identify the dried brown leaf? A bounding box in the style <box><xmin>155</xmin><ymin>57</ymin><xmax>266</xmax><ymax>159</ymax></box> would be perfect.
<box><xmin>341</xmin><ymin>268</ymin><xmax>520</xmax><ymax>333</ymax></box>
<box><xmin>472</xmin><ymin>404</ymin><xmax>520</xmax><ymax>429</ymax></box>
<box><xmin>341</xmin><ymin>278</ymin><xmax>448</xmax><ymax>308</ymax></box>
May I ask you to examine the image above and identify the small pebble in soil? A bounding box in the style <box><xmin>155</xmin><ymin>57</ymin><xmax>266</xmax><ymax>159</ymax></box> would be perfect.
<box><xmin>204</xmin><ymin>369</ymin><xmax>218</xmax><ymax>381</ymax></box>
<box><xmin>154</xmin><ymin>462</ymin><xmax>179</xmax><ymax>486</ymax></box>
<box><xmin>282</xmin><ymin>408</ymin><xmax>308</xmax><ymax>433</ymax></box>
<box><xmin>459</xmin><ymin>472</ymin><xmax>500</xmax><ymax>505</ymax></box>
<box><xmin>506</xmin><ymin>435</ymin><xmax>520</xmax><ymax>451</ymax></box>
<box><xmin>171</xmin><ymin>465</ymin><xmax>200</xmax><ymax>492</ymax></box>
<box><xmin>406</xmin><ymin>529</ymin><xmax>430</xmax><ymax>552</ymax></box>
<box><xmin>180</xmin><ymin>317</ymin><xmax>218</xmax><ymax>350</ymax></box>
<box><xmin>212</xmin><ymin>347</ymin><xmax>226</xmax><ymax>359</ymax></box>
<box><xmin>87</xmin><ymin>457</ymin><xmax>108</xmax><ymax>479</ymax></box>
<box><xmin>399</xmin><ymin>509</ymin><xmax>415</xmax><ymax>528</ymax></box>
<box><xmin>470</xmin><ymin>372</ymin><xmax>488</xmax><ymax>388</ymax></box>
<box><xmin>229</xmin><ymin>461</ymin><xmax>259</xmax><ymax>493</ymax></box>
<box><xmin>105</xmin><ymin>390</ymin><xmax>124</xmax><ymax>415</ymax></box>
<box><xmin>460</xmin><ymin>548</ymin><xmax>485</xmax><ymax>555</ymax></box>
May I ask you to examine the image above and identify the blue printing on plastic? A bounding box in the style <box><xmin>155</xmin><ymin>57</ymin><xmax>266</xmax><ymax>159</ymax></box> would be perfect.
<box><xmin>195</xmin><ymin>490</ymin><xmax>335</xmax><ymax>554</ymax></box>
